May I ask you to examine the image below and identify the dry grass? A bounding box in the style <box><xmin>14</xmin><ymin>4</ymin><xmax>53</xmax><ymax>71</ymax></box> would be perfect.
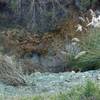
<box><xmin>0</xmin><ymin>54</ymin><xmax>26</xmax><ymax>86</ymax></box>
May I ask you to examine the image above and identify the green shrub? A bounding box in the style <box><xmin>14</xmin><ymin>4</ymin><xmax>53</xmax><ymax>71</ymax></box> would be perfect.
<box><xmin>67</xmin><ymin>28</ymin><xmax>100</xmax><ymax>71</ymax></box>
<box><xmin>77</xmin><ymin>29</ymin><xmax>100</xmax><ymax>71</ymax></box>
<box><xmin>83</xmin><ymin>80</ymin><xmax>98</xmax><ymax>97</ymax></box>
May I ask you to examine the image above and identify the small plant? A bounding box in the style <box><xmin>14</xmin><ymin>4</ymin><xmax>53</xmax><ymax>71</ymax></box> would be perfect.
<box><xmin>83</xmin><ymin>80</ymin><xmax>97</xmax><ymax>97</ymax></box>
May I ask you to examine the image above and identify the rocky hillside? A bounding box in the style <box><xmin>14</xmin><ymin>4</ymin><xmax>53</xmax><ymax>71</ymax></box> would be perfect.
<box><xmin>0</xmin><ymin>0</ymin><xmax>100</xmax><ymax>74</ymax></box>
<box><xmin>0</xmin><ymin>0</ymin><xmax>100</xmax><ymax>99</ymax></box>
<box><xmin>0</xmin><ymin>0</ymin><xmax>99</xmax><ymax>33</ymax></box>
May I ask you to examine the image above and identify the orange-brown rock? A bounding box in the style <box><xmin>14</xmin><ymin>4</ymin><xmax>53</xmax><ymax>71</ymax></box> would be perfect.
<box><xmin>1</xmin><ymin>9</ymin><xmax>91</xmax><ymax>58</ymax></box>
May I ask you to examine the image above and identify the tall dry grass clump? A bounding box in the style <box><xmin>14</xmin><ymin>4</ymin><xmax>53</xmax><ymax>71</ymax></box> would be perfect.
<box><xmin>0</xmin><ymin>54</ymin><xmax>26</xmax><ymax>86</ymax></box>
<box><xmin>62</xmin><ymin>9</ymin><xmax>100</xmax><ymax>71</ymax></box>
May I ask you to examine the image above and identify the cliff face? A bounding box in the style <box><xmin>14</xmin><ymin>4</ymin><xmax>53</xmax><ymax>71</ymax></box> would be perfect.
<box><xmin>0</xmin><ymin>0</ymin><xmax>100</xmax><ymax>73</ymax></box>
<box><xmin>14</xmin><ymin>0</ymin><xmax>76</xmax><ymax>33</ymax></box>
<box><xmin>0</xmin><ymin>0</ymin><xmax>99</xmax><ymax>33</ymax></box>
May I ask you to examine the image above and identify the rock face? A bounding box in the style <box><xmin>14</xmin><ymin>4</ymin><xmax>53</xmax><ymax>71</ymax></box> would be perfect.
<box><xmin>14</xmin><ymin>0</ymin><xmax>71</xmax><ymax>32</ymax></box>
<box><xmin>1</xmin><ymin>29</ymin><xmax>67</xmax><ymax>73</ymax></box>
<box><xmin>16</xmin><ymin>0</ymin><xmax>99</xmax><ymax>32</ymax></box>
<box><xmin>0</xmin><ymin>4</ymin><xmax>86</xmax><ymax>73</ymax></box>
<box><xmin>5</xmin><ymin>0</ymin><xmax>81</xmax><ymax>33</ymax></box>
<box><xmin>1</xmin><ymin>0</ymin><xmax>100</xmax><ymax>73</ymax></box>
<box><xmin>1</xmin><ymin>0</ymin><xmax>99</xmax><ymax>32</ymax></box>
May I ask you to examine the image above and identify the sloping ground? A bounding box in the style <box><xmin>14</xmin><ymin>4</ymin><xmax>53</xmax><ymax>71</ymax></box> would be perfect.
<box><xmin>0</xmin><ymin>70</ymin><xmax>100</xmax><ymax>96</ymax></box>
<box><xmin>0</xmin><ymin>24</ymin><xmax>83</xmax><ymax>73</ymax></box>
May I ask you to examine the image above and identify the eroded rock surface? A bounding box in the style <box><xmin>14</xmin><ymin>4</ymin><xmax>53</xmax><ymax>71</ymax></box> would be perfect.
<box><xmin>1</xmin><ymin>0</ymin><xmax>100</xmax><ymax>32</ymax></box>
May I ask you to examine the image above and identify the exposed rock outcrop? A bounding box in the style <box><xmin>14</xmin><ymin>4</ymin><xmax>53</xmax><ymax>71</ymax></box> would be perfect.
<box><xmin>1</xmin><ymin>0</ymin><xmax>100</xmax><ymax>32</ymax></box>
<box><xmin>0</xmin><ymin>0</ymin><xmax>100</xmax><ymax>73</ymax></box>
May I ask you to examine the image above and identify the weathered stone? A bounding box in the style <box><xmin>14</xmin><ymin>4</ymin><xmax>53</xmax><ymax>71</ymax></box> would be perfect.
<box><xmin>40</xmin><ymin>55</ymin><xmax>66</xmax><ymax>72</ymax></box>
<box><xmin>2</xmin><ymin>0</ymin><xmax>81</xmax><ymax>33</ymax></box>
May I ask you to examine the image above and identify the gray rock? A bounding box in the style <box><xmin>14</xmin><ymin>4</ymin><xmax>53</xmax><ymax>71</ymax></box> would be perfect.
<box><xmin>32</xmin><ymin>53</ymin><xmax>40</xmax><ymax>64</ymax></box>
<box><xmin>40</xmin><ymin>54</ymin><xmax>66</xmax><ymax>72</ymax></box>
